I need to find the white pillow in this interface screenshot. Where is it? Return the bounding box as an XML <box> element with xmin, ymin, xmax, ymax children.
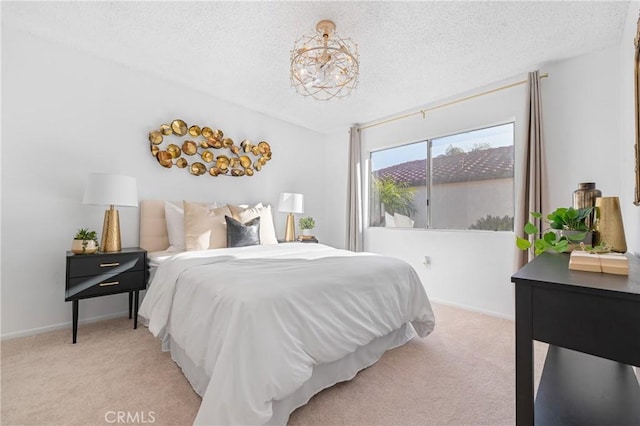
<box><xmin>184</xmin><ymin>202</ymin><xmax>231</xmax><ymax>250</ymax></box>
<box><xmin>227</xmin><ymin>203</ymin><xmax>278</xmax><ymax>245</ymax></box>
<box><xmin>393</xmin><ymin>212</ymin><xmax>415</xmax><ymax>228</ymax></box>
<box><xmin>164</xmin><ymin>202</ymin><xmax>185</xmax><ymax>250</ymax></box>
<box><xmin>384</xmin><ymin>212</ymin><xmax>396</xmax><ymax>227</ymax></box>
<box><xmin>165</xmin><ymin>201</ymin><xmax>216</xmax><ymax>250</ymax></box>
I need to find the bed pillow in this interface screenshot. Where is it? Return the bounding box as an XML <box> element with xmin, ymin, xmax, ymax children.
<box><xmin>164</xmin><ymin>201</ymin><xmax>186</xmax><ymax>250</ymax></box>
<box><xmin>165</xmin><ymin>200</ymin><xmax>217</xmax><ymax>250</ymax></box>
<box><xmin>184</xmin><ymin>202</ymin><xmax>231</xmax><ymax>250</ymax></box>
<box><xmin>225</xmin><ymin>215</ymin><xmax>261</xmax><ymax>248</ymax></box>
<box><xmin>227</xmin><ymin>204</ymin><xmax>278</xmax><ymax>245</ymax></box>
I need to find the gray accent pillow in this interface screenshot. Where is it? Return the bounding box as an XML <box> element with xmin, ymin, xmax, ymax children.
<box><xmin>225</xmin><ymin>215</ymin><xmax>261</xmax><ymax>248</ymax></box>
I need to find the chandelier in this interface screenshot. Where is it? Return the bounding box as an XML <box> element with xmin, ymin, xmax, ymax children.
<box><xmin>290</xmin><ymin>20</ymin><xmax>359</xmax><ymax>101</ymax></box>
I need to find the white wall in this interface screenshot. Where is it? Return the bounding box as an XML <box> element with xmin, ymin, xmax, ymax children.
<box><xmin>430</xmin><ymin>178</ymin><xmax>514</xmax><ymax>230</ymax></box>
<box><xmin>542</xmin><ymin>47</ymin><xmax>623</xmax><ymax>218</ymax></box>
<box><xmin>1</xmin><ymin>27</ymin><xmax>326</xmax><ymax>338</ymax></box>
<box><xmin>322</xmin><ymin>129</ymin><xmax>350</xmax><ymax>250</ymax></box>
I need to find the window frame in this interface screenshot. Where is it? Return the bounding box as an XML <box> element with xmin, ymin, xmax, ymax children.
<box><xmin>368</xmin><ymin>121</ymin><xmax>515</xmax><ymax>231</ymax></box>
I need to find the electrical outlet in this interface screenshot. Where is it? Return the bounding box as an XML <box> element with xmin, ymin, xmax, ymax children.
<box><xmin>423</xmin><ymin>256</ymin><xmax>431</xmax><ymax>269</ymax></box>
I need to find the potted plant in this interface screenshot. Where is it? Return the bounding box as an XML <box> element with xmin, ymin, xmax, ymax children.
<box><xmin>516</xmin><ymin>206</ymin><xmax>594</xmax><ymax>256</ymax></box>
<box><xmin>72</xmin><ymin>228</ymin><xmax>99</xmax><ymax>254</ymax></box>
<box><xmin>547</xmin><ymin>206</ymin><xmax>594</xmax><ymax>244</ymax></box>
<box><xmin>298</xmin><ymin>217</ymin><xmax>315</xmax><ymax>236</ymax></box>
<box><xmin>373</xmin><ymin>177</ymin><xmax>415</xmax><ymax>218</ymax></box>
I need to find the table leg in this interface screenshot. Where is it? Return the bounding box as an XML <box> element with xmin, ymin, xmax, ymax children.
<box><xmin>515</xmin><ymin>284</ymin><xmax>534</xmax><ymax>426</ymax></box>
<box><xmin>72</xmin><ymin>300</ymin><xmax>79</xmax><ymax>344</ymax></box>
<box><xmin>133</xmin><ymin>290</ymin><xmax>139</xmax><ymax>329</ymax></box>
<box><xmin>128</xmin><ymin>291</ymin><xmax>133</xmax><ymax>319</ymax></box>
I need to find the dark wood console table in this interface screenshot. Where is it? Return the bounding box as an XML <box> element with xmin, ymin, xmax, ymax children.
<box><xmin>511</xmin><ymin>252</ymin><xmax>640</xmax><ymax>425</ymax></box>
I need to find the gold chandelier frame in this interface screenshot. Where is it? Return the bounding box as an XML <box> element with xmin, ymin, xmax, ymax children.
<box><xmin>290</xmin><ymin>20</ymin><xmax>359</xmax><ymax>101</ymax></box>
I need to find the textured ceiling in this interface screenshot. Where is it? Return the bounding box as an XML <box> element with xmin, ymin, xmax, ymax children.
<box><xmin>3</xmin><ymin>1</ymin><xmax>629</xmax><ymax>133</ymax></box>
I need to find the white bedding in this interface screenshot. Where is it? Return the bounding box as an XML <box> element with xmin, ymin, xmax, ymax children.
<box><xmin>139</xmin><ymin>243</ymin><xmax>435</xmax><ymax>425</ymax></box>
<box><xmin>147</xmin><ymin>247</ymin><xmax>183</xmax><ymax>283</ymax></box>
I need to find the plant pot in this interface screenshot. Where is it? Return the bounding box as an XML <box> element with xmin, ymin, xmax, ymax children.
<box><xmin>71</xmin><ymin>239</ymin><xmax>98</xmax><ymax>254</ymax></box>
<box><xmin>302</xmin><ymin>229</ymin><xmax>311</xmax><ymax>236</ymax></box>
<box><xmin>560</xmin><ymin>230</ymin><xmax>593</xmax><ymax>251</ymax></box>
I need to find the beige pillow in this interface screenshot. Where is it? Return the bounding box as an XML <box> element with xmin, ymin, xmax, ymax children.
<box><xmin>165</xmin><ymin>200</ymin><xmax>217</xmax><ymax>250</ymax></box>
<box><xmin>228</xmin><ymin>204</ymin><xmax>278</xmax><ymax>245</ymax></box>
<box><xmin>184</xmin><ymin>202</ymin><xmax>232</xmax><ymax>250</ymax></box>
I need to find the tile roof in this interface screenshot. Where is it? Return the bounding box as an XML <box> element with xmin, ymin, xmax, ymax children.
<box><xmin>374</xmin><ymin>145</ymin><xmax>514</xmax><ymax>186</ymax></box>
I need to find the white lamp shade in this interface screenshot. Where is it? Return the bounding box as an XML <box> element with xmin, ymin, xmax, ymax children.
<box><xmin>278</xmin><ymin>192</ymin><xmax>304</xmax><ymax>214</ymax></box>
<box><xmin>83</xmin><ymin>173</ymin><xmax>138</xmax><ymax>207</ymax></box>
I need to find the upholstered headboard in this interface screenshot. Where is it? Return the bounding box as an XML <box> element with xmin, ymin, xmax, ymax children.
<box><xmin>139</xmin><ymin>200</ymin><xmax>170</xmax><ymax>253</ymax></box>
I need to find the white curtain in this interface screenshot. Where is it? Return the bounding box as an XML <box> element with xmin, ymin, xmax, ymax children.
<box><xmin>346</xmin><ymin>126</ymin><xmax>363</xmax><ymax>252</ymax></box>
<box><xmin>516</xmin><ymin>70</ymin><xmax>544</xmax><ymax>269</ymax></box>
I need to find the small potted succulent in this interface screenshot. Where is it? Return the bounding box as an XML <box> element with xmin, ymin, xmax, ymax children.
<box><xmin>72</xmin><ymin>228</ymin><xmax>99</xmax><ymax>254</ymax></box>
<box><xmin>516</xmin><ymin>207</ymin><xmax>594</xmax><ymax>256</ymax></box>
<box><xmin>298</xmin><ymin>216</ymin><xmax>315</xmax><ymax>236</ymax></box>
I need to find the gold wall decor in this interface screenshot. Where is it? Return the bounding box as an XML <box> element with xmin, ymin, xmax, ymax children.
<box><xmin>147</xmin><ymin>119</ymin><xmax>272</xmax><ymax>177</ymax></box>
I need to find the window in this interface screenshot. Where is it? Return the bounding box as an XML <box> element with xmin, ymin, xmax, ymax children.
<box><xmin>369</xmin><ymin>123</ymin><xmax>514</xmax><ymax>231</ymax></box>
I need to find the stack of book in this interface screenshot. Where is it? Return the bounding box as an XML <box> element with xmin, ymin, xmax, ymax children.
<box><xmin>297</xmin><ymin>235</ymin><xmax>318</xmax><ymax>243</ymax></box>
<box><xmin>568</xmin><ymin>251</ymin><xmax>629</xmax><ymax>275</ymax></box>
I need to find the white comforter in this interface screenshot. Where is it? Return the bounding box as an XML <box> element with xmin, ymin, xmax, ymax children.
<box><xmin>139</xmin><ymin>243</ymin><xmax>435</xmax><ymax>425</ymax></box>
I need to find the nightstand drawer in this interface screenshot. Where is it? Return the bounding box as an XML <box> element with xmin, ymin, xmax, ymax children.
<box><xmin>66</xmin><ymin>270</ymin><xmax>145</xmax><ymax>300</ymax></box>
<box><xmin>67</xmin><ymin>251</ymin><xmax>145</xmax><ymax>278</ymax></box>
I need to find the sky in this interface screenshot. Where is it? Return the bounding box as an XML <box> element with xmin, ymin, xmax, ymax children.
<box><xmin>371</xmin><ymin>122</ymin><xmax>514</xmax><ymax>171</ymax></box>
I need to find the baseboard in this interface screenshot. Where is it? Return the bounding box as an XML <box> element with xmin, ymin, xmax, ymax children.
<box><xmin>429</xmin><ymin>297</ymin><xmax>514</xmax><ymax>321</ymax></box>
<box><xmin>1</xmin><ymin>310</ymin><xmax>130</xmax><ymax>341</ymax></box>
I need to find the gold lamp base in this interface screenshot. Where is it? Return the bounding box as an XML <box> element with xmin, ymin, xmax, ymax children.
<box><xmin>284</xmin><ymin>213</ymin><xmax>296</xmax><ymax>242</ymax></box>
<box><xmin>100</xmin><ymin>205</ymin><xmax>122</xmax><ymax>252</ymax></box>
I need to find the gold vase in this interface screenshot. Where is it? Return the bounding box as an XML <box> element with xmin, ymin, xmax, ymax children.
<box><xmin>594</xmin><ymin>197</ymin><xmax>627</xmax><ymax>253</ymax></box>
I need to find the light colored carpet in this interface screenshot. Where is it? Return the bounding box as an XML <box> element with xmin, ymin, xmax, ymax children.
<box><xmin>1</xmin><ymin>303</ymin><xmax>546</xmax><ymax>425</ymax></box>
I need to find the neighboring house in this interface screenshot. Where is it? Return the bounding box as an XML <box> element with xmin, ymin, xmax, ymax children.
<box><xmin>373</xmin><ymin>145</ymin><xmax>514</xmax><ymax>229</ymax></box>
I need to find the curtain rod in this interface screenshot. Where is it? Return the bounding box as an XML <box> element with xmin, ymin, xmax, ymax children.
<box><xmin>359</xmin><ymin>73</ymin><xmax>549</xmax><ymax>132</ymax></box>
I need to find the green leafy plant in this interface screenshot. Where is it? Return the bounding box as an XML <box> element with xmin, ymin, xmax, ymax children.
<box><xmin>516</xmin><ymin>207</ymin><xmax>594</xmax><ymax>256</ymax></box>
<box><xmin>298</xmin><ymin>217</ymin><xmax>315</xmax><ymax>230</ymax></box>
<box><xmin>372</xmin><ymin>177</ymin><xmax>416</xmax><ymax>217</ymax></box>
<box><xmin>74</xmin><ymin>228</ymin><xmax>98</xmax><ymax>252</ymax></box>
<box><xmin>445</xmin><ymin>145</ymin><xmax>465</xmax><ymax>156</ymax></box>
<box><xmin>546</xmin><ymin>206</ymin><xmax>593</xmax><ymax>232</ymax></box>
<box><xmin>469</xmin><ymin>214</ymin><xmax>514</xmax><ymax>231</ymax></box>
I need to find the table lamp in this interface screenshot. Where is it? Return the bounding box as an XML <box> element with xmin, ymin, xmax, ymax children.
<box><xmin>277</xmin><ymin>192</ymin><xmax>304</xmax><ymax>242</ymax></box>
<box><xmin>83</xmin><ymin>173</ymin><xmax>138</xmax><ymax>252</ymax></box>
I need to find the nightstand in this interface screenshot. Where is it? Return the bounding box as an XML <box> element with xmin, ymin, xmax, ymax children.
<box><xmin>65</xmin><ymin>247</ymin><xmax>148</xmax><ymax>343</ymax></box>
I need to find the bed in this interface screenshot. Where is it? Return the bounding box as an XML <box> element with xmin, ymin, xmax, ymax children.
<box><xmin>138</xmin><ymin>200</ymin><xmax>435</xmax><ymax>425</ymax></box>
